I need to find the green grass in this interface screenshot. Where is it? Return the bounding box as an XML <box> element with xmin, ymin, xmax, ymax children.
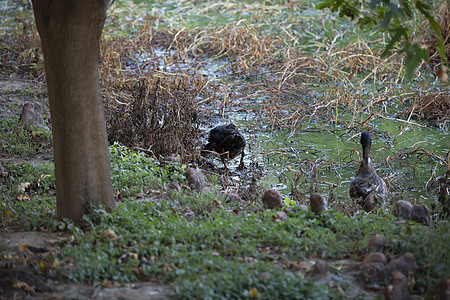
<box><xmin>110</xmin><ymin>142</ymin><xmax>186</xmax><ymax>197</ymax></box>
<box><xmin>0</xmin><ymin>116</ymin><xmax>52</xmax><ymax>156</ymax></box>
<box><xmin>2</xmin><ymin>143</ymin><xmax>449</xmax><ymax>298</ymax></box>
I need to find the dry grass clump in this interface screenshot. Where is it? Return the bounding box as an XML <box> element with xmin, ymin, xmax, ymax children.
<box><xmin>106</xmin><ymin>75</ymin><xmax>201</xmax><ymax>160</ymax></box>
<box><xmin>184</xmin><ymin>20</ymin><xmax>278</xmax><ymax>76</ymax></box>
<box><xmin>0</xmin><ymin>18</ymin><xmax>43</xmax><ymax>78</ymax></box>
<box><xmin>324</xmin><ymin>41</ymin><xmax>397</xmax><ymax>80</ymax></box>
<box><xmin>403</xmin><ymin>92</ymin><xmax>450</xmax><ymax>122</ymax></box>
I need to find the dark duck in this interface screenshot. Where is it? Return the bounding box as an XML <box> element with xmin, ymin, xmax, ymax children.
<box><xmin>202</xmin><ymin>123</ymin><xmax>246</xmax><ymax>169</ymax></box>
<box><xmin>349</xmin><ymin>132</ymin><xmax>388</xmax><ymax>211</ymax></box>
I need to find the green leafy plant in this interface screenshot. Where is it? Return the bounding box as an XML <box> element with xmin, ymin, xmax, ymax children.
<box><xmin>0</xmin><ymin>116</ymin><xmax>52</xmax><ymax>155</ymax></box>
<box><xmin>315</xmin><ymin>0</ymin><xmax>447</xmax><ymax>80</ymax></box>
<box><xmin>109</xmin><ymin>142</ymin><xmax>186</xmax><ymax>197</ymax></box>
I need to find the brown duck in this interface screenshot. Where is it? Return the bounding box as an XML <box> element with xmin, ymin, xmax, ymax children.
<box><xmin>349</xmin><ymin>132</ymin><xmax>388</xmax><ymax>211</ymax></box>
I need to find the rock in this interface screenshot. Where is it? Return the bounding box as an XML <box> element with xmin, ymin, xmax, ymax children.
<box><xmin>385</xmin><ymin>271</ymin><xmax>412</xmax><ymax>300</ymax></box>
<box><xmin>386</xmin><ymin>252</ymin><xmax>418</xmax><ymax>276</ymax></box>
<box><xmin>368</xmin><ymin>234</ymin><xmax>386</xmax><ymax>252</ymax></box>
<box><xmin>185</xmin><ymin>168</ymin><xmax>207</xmax><ymax>193</ymax></box>
<box><xmin>262</xmin><ymin>189</ymin><xmax>282</xmax><ymax>209</ymax></box>
<box><xmin>310</xmin><ymin>193</ymin><xmax>327</xmax><ymax>214</ymax></box>
<box><xmin>412</xmin><ymin>203</ymin><xmax>430</xmax><ymax>225</ymax></box>
<box><xmin>19</xmin><ymin>102</ymin><xmax>45</xmax><ymax>131</ymax></box>
<box><xmin>363</xmin><ymin>252</ymin><xmax>387</xmax><ymax>265</ymax></box>
<box><xmin>396</xmin><ymin>200</ymin><xmax>414</xmax><ymax>219</ymax></box>
<box><xmin>274</xmin><ymin>211</ymin><xmax>288</xmax><ymax>221</ymax></box>
<box><xmin>362</xmin><ymin>253</ymin><xmax>387</xmax><ymax>284</ymax></box>
<box><xmin>396</xmin><ymin>200</ymin><xmax>430</xmax><ymax>225</ymax></box>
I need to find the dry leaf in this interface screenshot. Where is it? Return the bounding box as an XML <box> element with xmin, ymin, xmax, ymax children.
<box><xmin>101</xmin><ymin>279</ymin><xmax>121</xmax><ymax>288</ymax></box>
<box><xmin>18</xmin><ymin>244</ymin><xmax>29</xmax><ymax>252</ymax></box>
<box><xmin>3</xmin><ymin>209</ymin><xmax>15</xmax><ymax>218</ymax></box>
<box><xmin>17</xmin><ymin>195</ymin><xmax>30</xmax><ymax>201</ymax></box>
<box><xmin>45</xmin><ymin>239</ymin><xmax>58</xmax><ymax>246</ymax></box>
<box><xmin>12</xmin><ymin>281</ymin><xmax>36</xmax><ymax>293</ymax></box>
<box><xmin>103</xmin><ymin>228</ymin><xmax>119</xmax><ymax>240</ymax></box>
<box><xmin>436</xmin><ymin>65</ymin><xmax>449</xmax><ymax>83</ymax></box>
<box><xmin>131</xmin><ymin>266</ymin><xmax>147</xmax><ymax>277</ymax></box>
<box><xmin>17</xmin><ymin>182</ymin><xmax>31</xmax><ymax>193</ymax></box>
<box><xmin>249</xmin><ymin>288</ymin><xmax>258</xmax><ymax>299</ymax></box>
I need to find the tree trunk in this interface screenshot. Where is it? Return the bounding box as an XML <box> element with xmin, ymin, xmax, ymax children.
<box><xmin>31</xmin><ymin>0</ymin><xmax>116</xmax><ymax>223</ymax></box>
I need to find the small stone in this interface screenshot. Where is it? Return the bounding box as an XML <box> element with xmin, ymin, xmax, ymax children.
<box><xmin>396</xmin><ymin>200</ymin><xmax>414</xmax><ymax>219</ymax></box>
<box><xmin>386</xmin><ymin>252</ymin><xmax>418</xmax><ymax>276</ymax></box>
<box><xmin>310</xmin><ymin>193</ymin><xmax>327</xmax><ymax>214</ymax></box>
<box><xmin>363</xmin><ymin>252</ymin><xmax>387</xmax><ymax>265</ymax></box>
<box><xmin>362</xmin><ymin>253</ymin><xmax>387</xmax><ymax>284</ymax></box>
<box><xmin>274</xmin><ymin>211</ymin><xmax>288</xmax><ymax>221</ymax></box>
<box><xmin>368</xmin><ymin>234</ymin><xmax>386</xmax><ymax>252</ymax></box>
<box><xmin>385</xmin><ymin>271</ymin><xmax>412</xmax><ymax>300</ymax></box>
<box><xmin>411</xmin><ymin>203</ymin><xmax>430</xmax><ymax>225</ymax></box>
<box><xmin>185</xmin><ymin>168</ymin><xmax>207</xmax><ymax>193</ymax></box>
<box><xmin>262</xmin><ymin>189</ymin><xmax>282</xmax><ymax>209</ymax></box>
<box><xmin>19</xmin><ymin>102</ymin><xmax>45</xmax><ymax>131</ymax></box>
<box><xmin>396</xmin><ymin>200</ymin><xmax>430</xmax><ymax>225</ymax></box>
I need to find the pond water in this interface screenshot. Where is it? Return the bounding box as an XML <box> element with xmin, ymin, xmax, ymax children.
<box><xmin>231</xmin><ymin>95</ymin><xmax>449</xmax><ymax>211</ymax></box>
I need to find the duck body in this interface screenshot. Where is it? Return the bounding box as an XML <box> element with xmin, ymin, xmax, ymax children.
<box><xmin>349</xmin><ymin>132</ymin><xmax>387</xmax><ymax>211</ymax></box>
<box><xmin>202</xmin><ymin>123</ymin><xmax>246</xmax><ymax>169</ymax></box>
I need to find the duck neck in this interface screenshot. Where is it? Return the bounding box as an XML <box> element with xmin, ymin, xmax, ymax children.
<box><xmin>362</xmin><ymin>144</ymin><xmax>370</xmax><ymax>165</ymax></box>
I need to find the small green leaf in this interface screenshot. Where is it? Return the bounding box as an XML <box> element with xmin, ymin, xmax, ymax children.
<box><xmin>381</xmin><ymin>26</ymin><xmax>407</xmax><ymax>58</ymax></box>
<box><xmin>315</xmin><ymin>1</ymin><xmax>332</xmax><ymax>10</ymax></box>
<box><xmin>404</xmin><ymin>43</ymin><xmax>429</xmax><ymax>81</ymax></box>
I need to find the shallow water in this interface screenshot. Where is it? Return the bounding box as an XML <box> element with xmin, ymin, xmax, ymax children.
<box><xmin>232</xmin><ymin>103</ymin><xmax>449</xmax><ymax>210</ymax></box>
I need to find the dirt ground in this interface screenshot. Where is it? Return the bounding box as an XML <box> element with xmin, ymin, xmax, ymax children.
<box><xmin>0</xmin><ymin>231</ymin><xmax>169</xmax><ymax>299</ymax></box>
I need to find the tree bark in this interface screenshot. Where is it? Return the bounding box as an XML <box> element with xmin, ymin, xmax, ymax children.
<box><xmin>32</xmin><ymin>0</ymin><xmax>116</xmax><ymax>223</ymax></box>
